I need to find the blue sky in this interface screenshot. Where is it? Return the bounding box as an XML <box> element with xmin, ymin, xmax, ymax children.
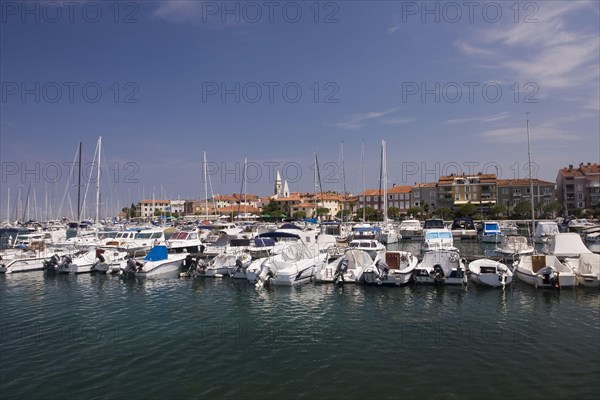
<box><xmin>1</xmin><ymin>1</ymin><xmax>599</xmax><ymax>220</ymax></box>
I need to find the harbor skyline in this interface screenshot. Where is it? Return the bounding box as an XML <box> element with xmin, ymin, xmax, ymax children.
<box><xmin>2</xmin><ymin>1</ymin><xmax>599</xmax><ymax>218</ymax></box>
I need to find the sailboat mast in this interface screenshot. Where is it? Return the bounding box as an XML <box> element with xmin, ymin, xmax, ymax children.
<box><xmin>526</xmin><ymin>115</ymin><xmax>536</xmax><ymax>235</ymax></box>
<box><xmin>361</xmin><ymin>140</ymin><xmax>365</xmax><ymax>221</ymax></box>
<box><xmin>7</xmin><ymin>187</ymin><xmax>9</xmax><ymax>223</ymax></box>
<box><xmin>95</xmin><ymin>136</ymin><xmax>102</xmax><ymax>223</ymax></box>
<box><xmin>382</xmin><ymin>139</ymin><xmax>388</xmax><ymax>224</ymax></box>
<box><xmin>77</xmin><ymin>141</ymin><xmax>82</xmax><ymax>223</ymax></box>
<box><xmin>204</xmin><ymin>150</ymin><xmax>208</xmax><ymax>221</ymax></box>
<box><xmin>243</xmin><ymin>157</ymin><xmax>247</xmax><ymax>216</ymax></box>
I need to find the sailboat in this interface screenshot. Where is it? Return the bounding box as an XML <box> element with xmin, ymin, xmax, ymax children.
<box><xmin>379</xmin><ymin>139</ymin><xmax>400</xmax><ymax>244</ymax></box>
<box><xmin>513</xmin><ymin>116</ymin><xmax>576</xmax><ymax>288</ymax></box>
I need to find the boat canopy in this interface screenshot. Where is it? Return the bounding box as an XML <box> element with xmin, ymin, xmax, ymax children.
<box><xmin>279</xmin><ymin>223</ymin><xmax>302</xmax><ymax>230</ymax></box>
<box><xmin>257</xmin><ymin>231</ymin><xmax>301</xmax><ymax>239</ymax></box>
<box><xmin>144</xmin><ymin>245</ymin><xmax>168</xmax><ymax>261</ymax></box>
<box><xmin>254</xmin><ymin>237</ymin><xmax>276</xmax><ymax>247</ymax></box>
<box><xmin>483</xmin><ymin>222</ymin><xmax>501</xmax><ymax>233</ymax></box>
<box><xmin>535</xmin><ymin>222</ymin><xmax>559</xmax><ymax>237</ymax></box>
<box><xmin>545</xmin><ymin>233</ymin><xmax>591</xmax><ymax>257</ymax></box>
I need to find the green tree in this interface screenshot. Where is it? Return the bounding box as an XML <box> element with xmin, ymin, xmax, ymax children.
<box><xmin>406</xmin><ymin>207</ymin><xmax>422</xmax><ymax>218</ymax></box>
<box><xmin>293</xmin><ymin>211</ymin><xmax>306</xmax><ymax>219</ymax></box>
<box><xmin>455</xmin><ymin>202</ymin><xmax>477</xmax><ymax>218</ymax></box>
<box><xmin>262</xmin><ymin>200</ymin><xmax>280</xmax><ymax>214</ymax></box>
<box><xmin>512</xmin><ymin>200</ymin><xmax>531</xmax><ymax>219</ymax></box>
<box><xmin>316</xmin><ymin>207</ymin><xmax>330</xmax><ymax>216</ymax></box>
<box><xmin>489</xmin><ymin>205</ymin><xmax>506</xmax><ymax>219</ymax></box>
<box><xmin>355</xmin><ymin>207</ymin><xmax>378</xmax><ymax>221</ymax></box>
<box><xmin>387</xmin><ymin>207</ymin><xmax>401</xmax><ymax>219</ymax></box>
<box><xmin>542</xmin><ymin>201</ymin><xmax>562</xmax><ymax>218</ymax></box>
<box><xmin>435</xmin><ymin>207</ymin><xmax>452</xmax><ymax>221</ymax></box>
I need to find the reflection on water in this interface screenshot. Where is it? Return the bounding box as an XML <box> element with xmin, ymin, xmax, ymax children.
<box><xmin>0</xmin><ymin>255</ymin><xmax>598</xmax><ymax>400</ymax></box>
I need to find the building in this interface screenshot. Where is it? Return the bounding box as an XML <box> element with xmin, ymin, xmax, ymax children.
<box><xmin>138</xmin><ymin>199</ymin><xmax>170</xmax><ymax>218</ymax></box>
<box><xmin>496</xmin><ymin>178</ymin><xmax>556</xmax><ymax>215</ymax></box>
<box><xmin>357</xmin><ymin>185</ymin><xmax>413</xmax><ymax>215</ymax></box>
<box><xmin>436</xmin><ymin>173</ymin><xmax>497</xmax><ymax>210</ymax></box>
<box><xmin>411</xmin><ymin>182</ymin><xmax>438</xmax><ymax>212</ymax></box>
<box><xmin>557</xmin><ymin>163</ymin><xmax>600</xmax><ymax>214</ymax></box>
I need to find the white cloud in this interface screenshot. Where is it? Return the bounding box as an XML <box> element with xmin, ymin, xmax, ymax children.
<box><xmin>446</xmin><ymin>112</ymin><xmax>510</xmax><ymax>125</ymax></box>
<box><xmin>332</xmin><ymin>107</ymin><xmax>404</xmax><ymax>130</ymax></box>
<box><xmin>457</xmin><ymin>1</ymin><xmax>600</xmax><ymax>91</ymax></box>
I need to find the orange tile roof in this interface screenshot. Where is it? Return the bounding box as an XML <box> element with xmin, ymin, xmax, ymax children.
<box><xmin>496</xmin><ymin>179</ymin><xmax>554</xmax><ymax>186</ymax></box>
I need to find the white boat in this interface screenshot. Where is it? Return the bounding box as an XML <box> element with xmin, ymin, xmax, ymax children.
<box><xmin>58</xmin><ymin>248</ymin><xmax>128</xmax><ymax>274</ymax></box>
<box><xmin>563</xmin><ymin>253</ymin><xmax>600</xmax><ymax>287</ymax></box>
<box><xmin>467</xmin><ymin>258</ymin><xmax>513</xmax><ymax>288</ymax></box>
<box><xmin>567</xmin><ymin>218</ymin><xmax>599</xmax><ymax>233</ymax></box>
<box><xmin>204</xmin><ymin>252</ymin><xmax>252</xmax><ymax>277</ymax></box>
<box><xmin>362</xmin><ymin>251</ymin><xmax>418</xmax><ymax>286</ymax></box>
<box><xmin>513</xmin><ymin>254</ymin><xmax>577</xmax><ymax>288</ymax></box>
<box><xmin>399</xmin><ymin>219</ymin><xmax>423</xmax><ymax>240</ymax></box>
<box><xmin>347</xmin><ymin>238</ymin><xmax>386</xmax><ymax>259</ymax></box>
<box><xmin>0</xmin><ymin>246</ymin><xmax>72</xmax><ymax>274</ymax></box>
<box><xmin>252</xmin><ymin>232</ymin><xmax>335</xmax><ymax>287</ymax></box>
<box><xmin>543</xmin><ymin>232</ymin><xmax>592</xmax><ymax>259</ymax></box>
<box><xmin>498</xmin><ymin>221</ymin><xmax>519</xmax><ymax>236</ymax></box>
<box><xmin>421</xmin><ymin>229</ymin><xmax>458</xmax><ymax>252</ymax></box>
<box><xmin>495</xmin><ymin>236</ymin><xmax>534</xmax><ymax>256</ymax></box>
<box><xmin>349</xmin><ymin>224</ymin><xmax>381</xmax><ymax>242</ymax></box>
<box><xmin>380</xmin><ymin>224</ymin><xmax>400</xmax><ymax>244</ymax></box>
<box><xmin>413</xmin><ymin>250</ymin><xmax>467</xmax><ymax>285</ymax></box>
<box><xmin>166</xmin><ymin>229</ymin><xmax>203</xmax><ymax>253</ymax></box>
<box><xmin>450</xmin><ymin>218</ymin><xmax>477</xmax><ymax>240</ymax></box>
<box><xmin>480</xmin><ymin>221</ymin><xmax>503</xmax><ymax>243</ymax></box>
<box><xmin>120</xmin><ymin>245</ymin><xmax>187</xmax><ymax>277</ymax></box>
<box><xmin>534</xmin><ymin>221</ymin><xmax>560</xmax><ymax>244</ymax></box>
<box><xmin>314</xmin><ymin>248</ymin><xmax>373</xmax><ymax>284</ymax></box>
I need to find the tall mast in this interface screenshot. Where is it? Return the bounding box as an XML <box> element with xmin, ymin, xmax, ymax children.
<box><xmin>382</xmin><ymin>139</ymin><xmax>388</xmax><ymax>224</ymax></box>
<box><xmin>77</xmin><ymin>141</ymin><xmax>82</xmax><ymax>223</ymax></box>
<box><xmin>95</xmin><ymin>136</ymin><xmax>102</xmax><ymax>223</ymax></box>
<box><xmin>361</xmin><ymin>140</ymin><xmax>365</xmax><ymax>221</ymax></box>
<box><xmin>526</xmin><ymin>114</ymin><xmax>536</xmax><ymax>236</ymax></box>
<box><xmin>7</xmin><ymin>187</ymin><xmax>10</xmax><ymax>223</ymax></box>
<box><xmin>339</xmin><ymin>142</ymin><xmax>345</xmax><ymax>222</ymax></box>
<box><xmin>243</xmin><ymin>157</ymin><xmax>247</xmax><ymax>216</ymax></box>
<box><xmin>204</xmin><ymin>150</ymin><xmax>208</xmax><ymax>221</ymax></box>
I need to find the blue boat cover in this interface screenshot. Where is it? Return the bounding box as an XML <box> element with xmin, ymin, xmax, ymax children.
<box><xmin>254</xmin><ymin>237</ymin><xmax>276</xmax><ymax>247</ymax></box>
<box><xmin>144</xmin><ymin>245</ymin><xmax>168</xmax><ymax>261</ymax></box>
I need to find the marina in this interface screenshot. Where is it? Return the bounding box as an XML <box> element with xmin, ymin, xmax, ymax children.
<box><xmin>1</xmin><ymin>233</ymin><xmax>598</xmax><ymax>400</ymax></box>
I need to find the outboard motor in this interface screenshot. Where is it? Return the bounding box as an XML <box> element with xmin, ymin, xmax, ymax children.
<box><xmin>255</xmin><ymin>259</ymin><xmax>275</xmax><ymax>289</ymax></box>
<box><xmin>182</xmin><ymin>255</ymin><xmax>197</xmax><ymax>274</ymax></box>
<box><xmin>431</xmin><ymin>264</ymin><xmax>445</xmax><ymax>284</ymax></box>
<box><xmin>234</xmin><ymin>258</ymin><xmax>245</xmax><ymax>274</ymax></box>
<box><xmin>497</xmin><ymin>264</ymin><xmax>509</xmax><ymax>288</ymax></box>
<box><xmin>43</xmin><ymin>254</ymin><xmax>61</xmax><ymax>272</ymax></box>
<box><xmin>538</xmin><ymin>265</ymin><xmax>560</xmax><ymax>288</ymax></box>
<box><xmin>92</xmin><ymin>253</ymin><xmax>106</xmax><ymax>272</ymax></box>
<box><xmin>58</xmin><ymin>255</ymin><xmax>73</xmax><ymax>273</ymax></box>
<box><xmin>196</xmin><ymin>259</ymin><xmax>207</xmax><ymax>275</ymax></box>
<box><xmin>122</xmin><ymin>257</ymin><xmax>143</xmax><ymax>277</ymax></box>
<box><xmin>374</xmin><ymin>259</ymin><xmax>389</xmax><ymax>285</ymax></box>
<box><xmin>333</xmin><ymin>257</ymin><xmax>349</xmax><ymax>284</ymax></box>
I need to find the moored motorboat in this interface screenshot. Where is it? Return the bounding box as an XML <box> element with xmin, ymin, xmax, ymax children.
<box><xmin>413</xmin><ymin>250</ymin><xmax>467</xmax><ymax>285</ymax></box>
<box><xmin>314</xmin><ymin>248</ymin><xmax>373</xmax><ymax>284</ymax></box>
<box><xmin>563</xmin><ymin>253</ymin><xmax>600</xmax><ymax>288</ymax></box>
<box><xmin>513</xmin><ymin>254</ymin><xmax>577</xmax><ymax>289</ymax></box>
<box><xmin>467</xmin><ymin>258</ymin><xmax>513</xmax><ymax>288</ymax></box>
<box><xmin>362</xmin><ymin>251</ymin><xmax>418</xmax><ymax>286</ymax></box>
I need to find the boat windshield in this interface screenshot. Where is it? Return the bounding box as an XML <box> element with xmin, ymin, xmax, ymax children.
<box><xmin>425</xmin><ymin>231</ymin><xmax>452</xmax><ymax>240</ymax></box>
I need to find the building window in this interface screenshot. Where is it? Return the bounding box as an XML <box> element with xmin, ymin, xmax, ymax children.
<box><xmin>414</xmin><ymin>192</ymin><xmax>420</xmax><ymax>198</ymax></box>
<box><xmin>502</xmin><ymin>188</ymin><xmax>508</xmax><ymax>194</ymax></box>
<box><xmin>577</xmin><ymin>202</ymin><xmax>584</xmax><ymax>208</ymax></box>
<box><xmin>430</xmin><ymin>192</ymin><xmax>436</xmax><ymax>198</ymax></box>
<box><xmin>578</xmin><ymin>193</ymin><xmax>583</xmax><ymax>200</ymax></box>
<box><xmin>577</xmin><ymin>184</ymin><xmax>583</xmax><ymax>192</ymax></box>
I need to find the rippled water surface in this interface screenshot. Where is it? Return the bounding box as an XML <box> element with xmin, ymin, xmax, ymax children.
<box><xmin>1</xmin><ymin>241</ymin><xmax>599</xmax><ymax>399</ymax></box>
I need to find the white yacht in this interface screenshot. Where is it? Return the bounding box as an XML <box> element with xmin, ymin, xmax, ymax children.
<box><xmin>421</xmin><ymin>229</ymin><xmax>457</xmax><ymax>252</ymax></box>
<box><xmin>413</xmin><ymin>250</ymin><xmax>467</xmax><ymax>285</ymax></box>
<box><xmin>166</xmin><ymin>229</ymin><xmax>203</xmax><ymax>253</ymax></box>
<box><xmin>467</xmin><ymin>259</ymin><xmax>513</xmax><ymax>288</ymax></box>
<box><xmin>450</xmin><ymin>218</ymin><xmax>477</xmax><ymax>240</ymax></box>
<box><xmin>347</xmin><ymin>238</ymin><xmax>386</xmax><ymax>259</ymax></box>
<box><xmin>0</xmin><ymin>243</ymin><xmax>72</xmax><ymax>274</ymax></box>
<box><xmin>513</xmin><ymin>254</ymin><xmax>577</xmax><ymax>288</ymax></box>
<box><xmin>362</xmin><ymin>251</ymin><xmax>418</xmax><ymax>286</ymax></box>
<box><xmin>398</xmin><ymin>219</ymin><xmax>423</xmax><ymax>240</ymax></box>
